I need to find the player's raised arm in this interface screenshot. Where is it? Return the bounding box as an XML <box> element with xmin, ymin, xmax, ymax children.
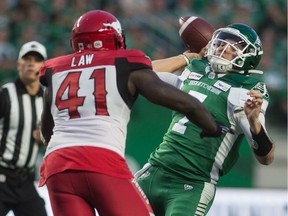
<box><xmin>128</xmin><ymin>68</ymin><xmax>226</xmax><ymax>137</ymax></box>
<box><xmin>244</xmin><ymin>90</ymin><xmax>275</xmax><ymax>165</ymax></box>
<box><xmin>152</xmin><ymin>15</ymin><xmax>214</xmax><ymax>73</ymax></box>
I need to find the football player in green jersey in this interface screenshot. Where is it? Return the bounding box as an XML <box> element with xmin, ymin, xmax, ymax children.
<box><xmin>136</xmin><ymin>23</ymin><xmax>275</xmax><ymax>216</ymax></box>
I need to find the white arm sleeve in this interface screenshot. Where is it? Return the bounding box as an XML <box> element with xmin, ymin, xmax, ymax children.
<box><xmin>228</xmin><ymin>87</ymin><xmax>268</xmax><ymax>148</ymax></box>
<box><xmin>156</xmin><ymin>72</ymin><xmax>181</xmax><ymax>89</ymax></box>
<box><xmin>235</xmin><ymin>111</ymin><xmax>266</xmax><ymax>148</ymax></box>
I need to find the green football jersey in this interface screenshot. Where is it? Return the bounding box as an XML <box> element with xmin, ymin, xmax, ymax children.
<box><xmin>149</xmin><ymin>58</ymin><xmax>269</xmax><ymax>184</ymax></box>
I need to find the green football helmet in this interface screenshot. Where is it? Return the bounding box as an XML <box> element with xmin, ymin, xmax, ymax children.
<box><xmin>206</xmin><ymin>23</ymin><xmax>263</xmax><ymax>74</ymax></box>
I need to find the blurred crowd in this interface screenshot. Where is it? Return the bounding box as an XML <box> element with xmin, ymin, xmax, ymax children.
<box><xmin>0</xmin><ymin>0</ymin><xmax>286</xmax><ymax>127</ymax></box>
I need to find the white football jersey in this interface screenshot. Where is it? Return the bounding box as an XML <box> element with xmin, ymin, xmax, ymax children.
<box><xmin>40</xmin><ymin>49</ymin><xmax>152</xmax><ymax>158</ymax></box>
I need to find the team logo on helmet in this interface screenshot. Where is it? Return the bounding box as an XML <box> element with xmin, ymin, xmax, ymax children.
<box><xmin>255</xmin><ymin>36</ymin><xmax>263</xmax><ymax>55</ymax></box>
<box><xmin>255</xmin><ymin>36</ymin><xmax>261</xmax><ymax>46</ymax></box>
<box><xmin>103</xmin><ymin>20</ymin><xmax>122</xmax><ymax>35</ymax></box>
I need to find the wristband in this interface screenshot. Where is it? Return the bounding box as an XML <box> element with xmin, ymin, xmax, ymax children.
<box><xmin>179</xmin><ymin>54</ymin><xmax>190</xmax><ymax>65</ymax></box>
<box><xmin>251</xmin><ymin>125</ymin><xmax>273</xmax><ymax>156</ymax></box>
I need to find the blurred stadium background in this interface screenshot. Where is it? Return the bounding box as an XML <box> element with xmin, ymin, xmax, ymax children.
<box><xmin>1</xmin><ymin>0</ymin><xmax>286</xmax><ymax>215</ymax></box>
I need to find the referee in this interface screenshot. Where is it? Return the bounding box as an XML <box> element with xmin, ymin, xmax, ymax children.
<box><xmin>0</xmin><ymin>41</ymin><xmax>47</xmax><ymax>216</ymax></box>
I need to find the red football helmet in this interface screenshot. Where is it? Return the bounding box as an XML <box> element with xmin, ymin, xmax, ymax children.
<box><xmin>71</xmin><ymin>10</ymin><xmax>126</xmax><ymax>52</ymax></box>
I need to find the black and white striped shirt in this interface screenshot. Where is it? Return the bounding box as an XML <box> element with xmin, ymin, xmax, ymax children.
<box><xmin>0</xmin><ymin>79</ymin><xmax>43</xmax><ymax>170</ymax></box>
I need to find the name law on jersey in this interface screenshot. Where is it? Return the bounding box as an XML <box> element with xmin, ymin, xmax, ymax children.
<box><xmin>71</xmin><ymin>54</ymin><xmax>94</xmax><ymax>67</ymax></box>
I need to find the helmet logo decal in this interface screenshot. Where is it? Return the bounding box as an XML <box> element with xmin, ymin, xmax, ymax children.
<box><xmin>78</xmin><ymin>42</ymin><xmax>84</xmax><ymax>50</ymax></box>
<box><xmin>255</xmin><ymin>36</ymin><xmax>261</xmax><ymax>47</ymax></box>
<box><xmin>255</xmin><ymin>36</ymin><xmax>263</xmax><ymax>55</ymax></box>
<box><xmin>94</xmin><ymin>41</ymin><xmax>103</xmax><ymax>49</ymax></box>
<box><xmin>104</xmin><ymin>20</ymin><xmax>122</xmax><ymax>35</ymax></box>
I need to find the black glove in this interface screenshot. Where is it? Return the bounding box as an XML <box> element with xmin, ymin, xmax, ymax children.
<box><xmin>200</xmin><ymin>123</ymin><xmax>234</xmax><ymax>138</ymax></box>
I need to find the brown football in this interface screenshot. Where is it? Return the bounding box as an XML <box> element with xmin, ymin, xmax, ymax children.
<box><xmin>179</xmin><ymin>16</ymin><xmax>215</xmax><ymax>53</ymax></box>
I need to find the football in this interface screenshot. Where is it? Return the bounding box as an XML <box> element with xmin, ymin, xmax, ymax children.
<box><xmin>179</xmin><ymin>16</ymin><xmax>215</xmax><ymax>53</ymax></box>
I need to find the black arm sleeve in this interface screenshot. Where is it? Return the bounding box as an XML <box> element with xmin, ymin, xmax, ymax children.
<box><xmin>251</xmin><ymin>125</ymin><xmax>273</xmax><ymax>156</ymax></box>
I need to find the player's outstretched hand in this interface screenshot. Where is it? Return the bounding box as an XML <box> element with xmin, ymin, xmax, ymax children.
<box><xmin>200</xmin><ymin>123</ymin><xmax>234</xmax><ymax>138</ymax></box>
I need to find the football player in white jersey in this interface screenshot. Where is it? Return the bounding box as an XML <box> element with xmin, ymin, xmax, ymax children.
<box><xmin>38</xmin><ymin>10</ymin><xmax>228</xmax><ymax>216</ymax></box>
<box><xmin>137</xmin><ymin>23</ymin><xmax>275</xmax><ymax>216</ymax></box>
